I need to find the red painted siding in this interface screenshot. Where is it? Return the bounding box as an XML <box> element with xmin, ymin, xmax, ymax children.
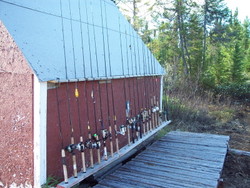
<box><xmin>47</xmin><ymin>76</ymin><xmax>161</xmax><ymax>179</ymax></box>
<box><xmin>0</xmin><ymin>21</ymin><xmax>34</xmax><ymax>187</ymax></box>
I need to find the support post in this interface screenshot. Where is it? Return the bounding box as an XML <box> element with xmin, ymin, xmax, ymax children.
<box><xmin>33</xmin><ymin>75</ymin><xmax>47</xmax><ymax>187</ymax></box>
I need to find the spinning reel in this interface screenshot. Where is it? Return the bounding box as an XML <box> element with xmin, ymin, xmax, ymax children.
<box><xmin>116</xmin><ymin>125</ymin><xmax>127</xmax><ymax>135</ymax></box>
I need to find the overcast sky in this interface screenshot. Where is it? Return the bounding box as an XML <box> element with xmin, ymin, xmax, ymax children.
<box><xmin>226</xmin><ymin>0</ymin><xmax>249</xmax><ymax>21</ymax></box>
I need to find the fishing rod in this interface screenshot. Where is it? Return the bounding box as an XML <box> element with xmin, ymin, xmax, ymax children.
<box><xmin>99</xmin><ymin>0</ymin><xmax>111</xmax><ymax>160</ymax></box>
<box><xmin>128</xmin><ymin>27</ymin><xmax>136</xmax><ymax>143</ymax></box>
<box><xmin>149</xmin><ymin>49</ymin><xmax>155</xmax><ymax>129</ymax></box>
<box><xmin>115</xmin><ymin>15</ymin><xmax>128</xmax><ymax>152</ymax></box>
<box><xmin>74</xmin><ymin>82</ymin><xmax>87</xmax><ymax>173</ymax></box>
<box><xmin>64</xmin><ymin>0</ymin><xmax>84</xmax><ymax>178</ymax></box>
<box><xmin>83</xmin><ymin>0</ymin><xmax>100</xmax><ymax>167</ymax></box>
<box><xmin>133</xmin><ymin>29</ymin><xmax>143</xmax><ymax>139</ymax></box>
<box><xmin>103</xmin><ymin>0</ymin><xmax>118</xmax><ymax>157</ymax></box>
<box><xmin>58</xmin><ymin>0</ymin><xmax>69</xmax><ymax>182</ymax></box>
<box><xmin>89</xmin><ymin>0</ymin><xmax>101</xmax><ymax>164</ymax></box>
<box><xmin>55</xmin><ymin>80</ymin><xmax>68</xmax><ymax>183</ymax></box>
<box><xmin>130</xmin><ymin>27</ymin><xmax>141</xmax><ymax>140</ymax></box>
<box><xmin>124</xmin><ymin>25</ymin><xmax>132</xmax><ymax>146</ymax></box>
<box><xmin>149</xmin><ymin>49</ymin><xmax>156</xmax><ymax>129</ymax></box>
<box><xmin>140</xmin><ymin>40</ymin><xmax>147</xmax><ymax>135</ymax></box>
<box><xmin>59</xmin><ymin>0</ymin><xmax>78</xmax><ymax>179</ymax></box>
<box><xmin>152</xmin><ymin>51</ymin><xmax>160</xmax><ymax>127</ymax></box>
<box><xmin>74</xmin><ymin>0</ymin><xmax>88</xmax><ymax>173</ymax></box>
<box><xmin>145</xmin><ymin>48</ymin><xmax>152</xmax><ymax>132</ymax></box>
<box><xmin>65</xmin><ymin>82</ymin><xmax>78</xmax><ymax>178</ymax></box>
<box><xmin>153</xmin><ymin>58</ymin><xmax>160</xmax><ymax>127</ymax></box>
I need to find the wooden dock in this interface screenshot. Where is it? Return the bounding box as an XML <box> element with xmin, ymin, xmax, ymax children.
<box><xmin>94</xmin><ymin>131</ymin><xmax>229</xmax><ymax>188</ymax></box>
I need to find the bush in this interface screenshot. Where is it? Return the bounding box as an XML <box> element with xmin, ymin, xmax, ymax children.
<box><xmin>214</xmin><ymin>83</ymin><xmax>250</xmax><ymax>101</ymax></box>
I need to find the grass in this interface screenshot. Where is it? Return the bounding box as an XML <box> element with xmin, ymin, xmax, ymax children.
<box><xmin>42</xmin><ymin>176</ymin><xmax>81</xmax><ymax>188</ymax></box>
<box><xmin>208</xmin><ymin>107</ymin><xmax>235</xmax><ymax>123</ymax></box>
<box><xmin>42</xmin><ymin>176</ymin><xmax>60</xmax><ymax>188</ymax></box>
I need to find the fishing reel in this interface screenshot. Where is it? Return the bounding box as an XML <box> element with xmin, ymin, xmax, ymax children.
<box><xmin>116</xmin><ymin>125</ymin><xmax>127</xmax><ymax>135</ymax></box>
<box><xmin>141</xmin><ymin>110</ymin><xmax>147</xmax><ymax>122</ymax></box>
<box><xmin>85</xmin><ymin>139</ymin><xmax>101</xmax><ymax>149</ymax></box>
<box><xmin>147</xmin><ymin>109</ymin><xmax>151</xmax><ymax>120</ymax></box>
<box><xmin>159</xmin><ymin>110</ymin><xmax>163</xmax><ymax>118</ymax></box>
<box><xmin>127</xmin><ymin>117</ymin><xmax>134</xmax><ymax>125</ymax></box>
<box><xmin>129</xmin><ymin>117</ymin><xmax>137</xmax><ymax>130</ymax></box>
<box><xmin>152</xmin><ymin>106</ymin><xmax>160</xmax><ymax>113</ymax></box>
<box><xmin>85</xmin><ymin>134</ymin><xmax>101</xmax><ymax>149</ymax></box>
<box><xmin>75</xmin><ymin>142</ymin><xmax>85</xmax><ymax>152</ymax></box>
<box><xmin>137</xmin><ymin>113</ymin><xmax>142</xmax><ymax>121</ymax></box>
<box><xmin>101</xmin><ymin>129</ymin><xmax>110</xmax><ymax>140</ymax></box>
<box><xmin>65</xmin><ymin>144</ymin><xmax>77</xmax><ymax>153</ymax></box>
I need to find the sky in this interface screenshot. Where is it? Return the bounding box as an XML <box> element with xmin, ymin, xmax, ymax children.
<box><xmin>118</xmin><ymin>0</ymin><xmax>250</xmax><ymax>24</ymax></box>
<box><xmin>226</xmin><ymin>0</ymin><xmax>250</xmax><ymax>21</ymax></box>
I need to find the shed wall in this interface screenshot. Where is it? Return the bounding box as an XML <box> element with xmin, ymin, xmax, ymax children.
<box><xmin>0</xmin><ymin>21</ymin><xmax>33</xmax><ymax>187</ymax></box>
<box><xmin>47</xmin><ymin>76</ymin><xmax>161</xmax><ymax>179</ymax></box>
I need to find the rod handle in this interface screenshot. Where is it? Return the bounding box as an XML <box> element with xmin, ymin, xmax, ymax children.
<box><xmin>61</xmin><ymin>149</ymin><xmax>68</xmax><ymax>183</ymax></box>
<box><xmin>109</xmin><ymin>126</ymin><xmax>114</xmax><ymax>157</ymax></box>
<box><xmin>80</xmin><ymin>136</ymin><xmax>86</xmax><ymax>173</ymax></box>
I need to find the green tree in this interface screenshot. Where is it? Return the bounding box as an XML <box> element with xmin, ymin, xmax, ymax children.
<box><xmin>232</xmin><ymin>42</ymin><xmax>244</xmax><ymax>82</ymax></box>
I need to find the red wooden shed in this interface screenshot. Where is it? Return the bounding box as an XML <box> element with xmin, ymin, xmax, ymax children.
<box><xmin>0</xmin><ymin>0</ymin><xmax>170</xmax><ymax>187</ymax></box>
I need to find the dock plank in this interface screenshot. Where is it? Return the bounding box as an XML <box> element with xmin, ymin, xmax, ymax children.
<box><xmin>94</xmin><ymin>131</ymin><xmax>229</xmax><ymax>188</ymax></box>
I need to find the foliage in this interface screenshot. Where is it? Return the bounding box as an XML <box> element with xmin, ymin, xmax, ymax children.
<box><xmin>42</xmin><ymin>176</ymin><xmax>60</xmax><ymax>188</ymax></box>
<box><xmin>208</xmin><ymin>108</ymin><xmax>235</xmax><ymax>123</ymax></box>
<box><xmin>214</xmin><ymin>83</ymin><xmax>250</xmax><ymax>100</ymax></box>
<box><xmin>118</xmin><ymin>0</ymin><xmax>250</xmax><ymax>101</ymax></box>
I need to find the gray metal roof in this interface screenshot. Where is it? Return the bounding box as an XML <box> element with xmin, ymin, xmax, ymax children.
<box><xmin>0</xmin><ymin>0</ymin><xmax>165</xmax><ymax>82</ymax></box>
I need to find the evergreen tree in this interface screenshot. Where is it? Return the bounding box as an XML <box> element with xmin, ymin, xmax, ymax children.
<box><xmin>232</xmin><ymin>42</ymin><xmax>244</xmax><ymax>82</ymax></box>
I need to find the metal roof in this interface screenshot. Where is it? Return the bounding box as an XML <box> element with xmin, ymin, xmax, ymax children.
<box><xmin>0</xmin><ymin>0</ymin><xmax>165</xmax><ymax>82</ymax></box>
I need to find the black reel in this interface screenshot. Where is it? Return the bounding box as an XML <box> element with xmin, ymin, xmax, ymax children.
<box><xmin>65</xmin><ymin>144</ymin><xmax>76</xmax><ymax>153</ymax></box>
<box><xmin>130</xmin><ymin>117</ymin><xmax>137</xmax><ymax>130</ymax></box>
<box><xmin>85</xmin><ymin>138</ymin><xmax>101</xmax><ymax>149</ymax></box>
<box><xmin>135</xmin><ymin>123</ymin><xmax>140</xmax><ymax>132</ymax></box>
<box><xmin>92</xmin><ymin>134</ymin><xmax>101</xmax><ymax>149</ymax></box>
<box><xmin>76</xmin><ymin>142</ymin><xmax>85</xmax><ymax>152</ymax></box>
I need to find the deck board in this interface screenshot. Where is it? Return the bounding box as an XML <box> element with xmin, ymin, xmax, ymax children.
<box><xmin>94</xmin><ymin>131</ymin><xmax>229</xmax><ymax>188</ymax></box>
